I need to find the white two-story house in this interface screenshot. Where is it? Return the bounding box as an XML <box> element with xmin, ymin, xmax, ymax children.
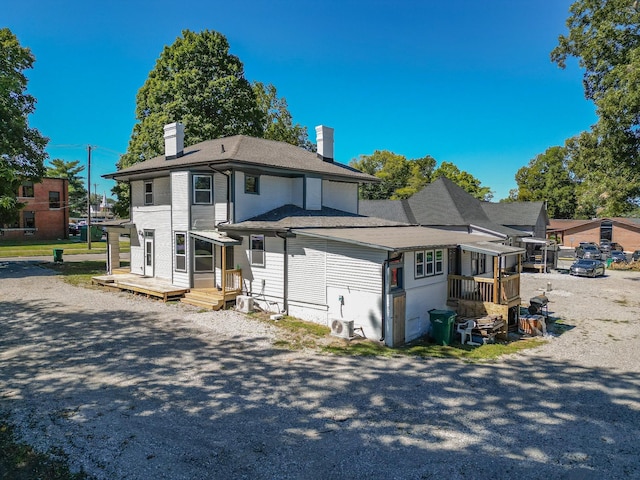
<box><xmin>104</xmin><ymin>123</ymin><xmax>523</xmax><ymax>347</ymax></box>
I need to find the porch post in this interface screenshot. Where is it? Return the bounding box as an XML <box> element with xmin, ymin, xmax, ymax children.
<box><xmin>221</xmin><ymin>244</ymin><xmax>227</xmax><ymax>295</ymax></box>
<box><xmin>493</xmin><ymin>256</ymin><xmax>499</xmax><ymax>304</ymax></box>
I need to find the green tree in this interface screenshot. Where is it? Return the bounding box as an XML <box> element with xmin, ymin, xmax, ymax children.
<box><xmin>511</xmin><ymin>146</ymin><xmax>577</xmax><ymax>218</ymax></box>
<box><xmin>350</xmin><ymin>150</ymin><xmax>412</xmax><ymax>200</ymax></box>
<box><xmin>253</xmin><ymin>82</ymin><xmax>313</xmax><ymax>150</ymax></box>
<box><xmin>46</xmin><ymin>158</ymin><xmax>87</xmax><ymax>217</ymax></box>
<box><xmin>551</xmin><ymin>0</ymin><xmax>640</xmax><ymax>216</ymax></box>
<box><xmin>0</xmin><ymin>28</ymin><xmax>48</xmax><ymax>225</ymax></box>
<box><xmin>394</xmin><ymin>156</ymin><xmax>436</xmax><ymax>199</ymax></box>
<box><xmin>433</xmin><ymin>162</ymin><xmax>493</xmax><ymax>201</ymax></box>
<box><xmin>114</xmin><ymin>29</ymin><xmax>266</xmax><ymax>216</ymax></box>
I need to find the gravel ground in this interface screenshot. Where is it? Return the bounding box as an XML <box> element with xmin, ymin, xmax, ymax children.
<box><xmin>1</xmin><ymin>260</ymin><xmax>639</xmax><ymax>480</ymax></box>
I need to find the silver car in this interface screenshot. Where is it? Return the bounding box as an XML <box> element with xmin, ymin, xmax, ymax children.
<box><xmin>569</xmin><ymin>259</ymin><xmax>605</xmax><ymax>277</ymax></box>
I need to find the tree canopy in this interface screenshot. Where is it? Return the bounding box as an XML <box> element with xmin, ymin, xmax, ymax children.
<box><xmin>509</xmin><ymin>146</ymin><xmax>577</xmax><ymax>218</ymax></box>
<box><xmin>114</xmin><ymin>29</ymin><xmax>308</xmax><ymax>216</ymax></box>
<box><xmin>0</xmin><ymin>28</ymin><xmax>48</xmax><ymax>225</ymax></box>
<box><xmin>46</xmin><ymin>158</ymin><xmax>87</xmax><ymax>217</ymax></box>
<box><xmin>550</xmin><ymin>0</ymin><xmax>640</xmax><ymax>216</ymax></box>
<box><xmin>349</xmin><ymin>151</ymin><xmax>491</xmax><ymax>201</ymax></box>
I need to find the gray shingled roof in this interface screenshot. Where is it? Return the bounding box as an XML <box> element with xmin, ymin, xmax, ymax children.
<box><xmin>293</xmin><ymin>226</ymin><xmax>494</xmax><ymax>252</ymax></box>
<box><xmin>358</xmin><ymin>199</ymin><xmax>414</xmax><ymax>223</ymax></box>
<box><xmin>482</xmin><ymin>201</ymin><xmax>547</xmax><ymax>227</ymax></box>
<box><xmin>104</xmin><ymin>135</ymin><xmax>377</xmax><ymax>183</ymax></box>
<box><xmin>219</xmin><ymin>204</ymin><xmax>407</xmax><ymax>232</ymax></box>
<box><xmin>359</xmin><ymin>177</ymin><xmax>525</xmax><ymax>237</ymax></box>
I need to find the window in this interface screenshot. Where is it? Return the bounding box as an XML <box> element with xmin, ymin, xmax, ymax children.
<box><xmin>389</xmin><ymin>256</ymin><xmax>404</xmax><ymax>290</ymax></box>
<box><xmin>22</xmin><ymin>182</ymin><xmax>34</xmax><ymax>197</ymax></box>
<box><xmin>415</xmin><ymin>249</ymin><xmax>444</xmax><ymax>278</ymax></box>
<box><xmin>49</xmin><ymin>191</ymin><xmax>61</xmax><ymax>209</ymax></box>
<box><xmin>193</xmin><ymin>175</ymin><xmax>212</xmax><ymax>204</ymax></box>
<box><xmin>144</xmin><ymin>181</ymin><xmax>153</xmax><ymax>205</ymax></box>
<box><xmin>245</xmin><ymin>174</ymin><xmax>259</xmax><ymax>194</ymax></box>
<box><xmin>23</xmin><ymin>211</ymin><xmax>35</xmax><ymax>234</ymax></box>
<box><xmin>471</xmin><ymin>251</ymin><xmax>487</xmax><ymax>276</ymax></box>
<box><xmin>194</xmin><ymin>238</ymin><xmax>213</xmax><ymax>272</ymax></box>
<box><xmin>435</xmin><ymin>249</ymin><xmax>444</xmax><ymax>274</ymax></box>
<box><xmin>175</xmin><ymin>233</ymin><xmax>186</xmax><ymax>271</ymax></box>
<box><xmin>250</xmin><ymin>234</ymin><xmax>265</xmax><ymax>266</ymax></box>
<box><xmin>415</xmin><ymin>251</ymin><xmax>424</xmax><ymax>277</ymax></box>
<box><xmin>425</xmin><ymin>250</ymin><xmax>434</xmax><ymax>275</ymax></box>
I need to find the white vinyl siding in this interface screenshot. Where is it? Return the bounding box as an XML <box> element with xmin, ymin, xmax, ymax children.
<box><xmin>154</xmin><ymin>176</ymin><xmax>171</xmax><ymax>205</ymax></box>
<box><xmin>288</xmin><ymin>237</ymin><xmax>327</xmax><ymax>306</ymax></box>
<box><xmin>305</xmin><ymin>177</ymin><xmax>322</xmax><ymax>210</ymax></box>
<box><xmin>129</xmin><ymin>206</ymin><xmax>172</xmax><ymax>280</ymax></box>
<box><xmin>214</xmin><ymin>173</ymin><xmax>228</xmax><ymax>224</ymax></box>
<box><xmin>234</xmin><ymin>173</ymin><xmax>296</xmax><ymax>222</ymax></box>
<box><xmin>171</xmin><ymin>172</ymin><xmax>190</xmax><ymax>287</ymax></box>
<box><xmin>322</xmin><ymin>180</ymin><xmax>358</xmax><ymax>213</ymax></box>
<box><xmin>326</xmin><ymin>240</ymin><xmax>385</xmax><ymax>293</ymax></box>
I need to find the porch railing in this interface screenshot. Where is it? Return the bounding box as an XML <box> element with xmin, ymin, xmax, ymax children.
<box><xmin>224</xmin><ymin>269</ymin><xmax>243</xmax><ymax>294</ymax></box>
<box><xmin>448</xmin><ymin>273</ymin><xmax>520</xmax><ymax>305</ymax></box>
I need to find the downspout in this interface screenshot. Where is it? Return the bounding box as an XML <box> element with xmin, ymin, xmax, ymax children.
<box><xmin>275</xmin><ymin>231</ymin><xmax>289</xmax><ymax>315</ymax></box>
<box><xmin>380</xmin><ymin>258</ymin><xmax>389</xmax><ymax>342</ymax></box>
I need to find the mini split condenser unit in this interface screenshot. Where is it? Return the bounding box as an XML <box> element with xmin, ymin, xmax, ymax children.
<box><xmin>330</xmin><ymin>319</ymin><xmax>354</xmax><ymax>339</ymax></box>
<box><xmin>236</xmin><ymin>295</ymin><xmax>254</xmax><ymax>313</ymax></box>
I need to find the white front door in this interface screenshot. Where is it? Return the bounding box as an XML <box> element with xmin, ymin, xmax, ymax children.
<box><xmin>144</xmin><ymin>230</ymin><xmax>154</xmax><ymax>277</ymax></box>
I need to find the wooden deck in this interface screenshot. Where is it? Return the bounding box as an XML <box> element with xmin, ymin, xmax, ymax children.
<box><xmin>92</xmin><ymin>273</ymin><xmax>188</xmax><ymax>302</ymax></box>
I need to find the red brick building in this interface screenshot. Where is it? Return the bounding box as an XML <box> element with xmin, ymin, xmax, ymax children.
<box><xmin>1</xmin><ymin>177</ymin><xmax>69</xmax><ymax>241</ymax></box>
<box><xmin>548</xmin><ymin>218</ymin><xmax>640</xmax><ymax>252</ymax></box>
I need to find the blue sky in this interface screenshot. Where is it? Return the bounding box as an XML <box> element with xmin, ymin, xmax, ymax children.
<box><xmin>5</xmin><ymin>0</ymin><xmax>595</xmax><ymax>201</ymax></box>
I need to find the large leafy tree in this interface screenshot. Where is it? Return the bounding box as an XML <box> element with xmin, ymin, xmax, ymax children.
<box><xmin>511</xmin><ymin>146</ymin><xmax>577</xmax><ymax>218</ymax></box>
<box><xmin>433</xmin><ymin>162</ymin><xmax>493</xmax><ymax>201</ymax></box>
<box><xmin>0</xmin><ymin>28</ymin><xmax>48</xmax><ymax>225</ymax></box>
<box><xmin>114</xmin><ymin>29</ymin><xmax>266</xmax><ymax>216</ymax></box>
<box><xmin>46</xmin><ymin>158</ymin><xmax>87</xmax><ymax>217</ymax></box>
<box><xmin>253</xmin><ymin>82</ymin><xmax>313</xmax><ymax>150</ymax></box>
<box><xmin>551</xmin><ymin>0</ymin><xmax>640</xmax><ymax>216</ymax></box>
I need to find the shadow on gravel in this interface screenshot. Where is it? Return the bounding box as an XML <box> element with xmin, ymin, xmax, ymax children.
<box><xmin>0</xmin><ymin>261</ymin><xmax>54</xmax><ymax>279</ymax></box>
<box><xmin>1</xmin><ymin>295</ymin><xmax>639</xmax><ymax>480</ymax></box>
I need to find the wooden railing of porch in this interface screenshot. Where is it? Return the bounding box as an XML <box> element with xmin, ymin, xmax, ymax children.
<box><xmin>222</xmin><ymin>269</ymin><xmax>243</xmax><ymax>297</ymax></box>
<box><xmin>447</xmin><ymin>273</ymin><xmax>520</xmax><ymax>305</ymax></box>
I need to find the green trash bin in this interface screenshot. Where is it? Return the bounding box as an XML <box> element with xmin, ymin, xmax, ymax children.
<box><xmin>79</xmin><ymin>225</ymin><xmax>87</xmax><ymax>241</ymax></box>
<box><xmin>90</xmin><ymin>225</ymin><xmax>103</xmax><ymax>241</ymax></box>
<box><xmin>429</xmin><ymin>309</ymin><xmax>457</xmax><ymax>345</ymax></box>
<box><xmin>53</xmin><ymin>248</ymin><xmax>64</xmax><ymax>263</ymax></box>
<box><xmin>606</xmin><ymin>258</ymin><xmax>613</xmax><ymax>268</ymax></box>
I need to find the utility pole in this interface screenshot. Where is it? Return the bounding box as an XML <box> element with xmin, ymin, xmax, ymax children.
<box><xmin>87</xmin><ymin>145</ymin><xmax>92</xmax><ymax>250</ymax></box>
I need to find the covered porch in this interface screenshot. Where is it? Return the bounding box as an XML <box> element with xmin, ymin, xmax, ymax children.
<box><xmin>447</xmin><ymin>241</ymin><xmax>525</xmax><ymax>337</ymax></box>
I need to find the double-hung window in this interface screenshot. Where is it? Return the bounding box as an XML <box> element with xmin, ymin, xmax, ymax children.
<box><xmin>49</xmin><ymin>191</ymin><xmax>61</xmax><ymax>209</ymax></box>
<box><xmin>250</xmin><ymin>234</ymin><xmax>265</xmax><ymax>266</ymax></box>
<box><xmin>22</xmin><ymin>182</ymin><xmax>34</xmax><ymax>198</ymax></box>
<box><xmin>471</xmin><ymin>252</ymin><xmax>487</xmax><ymax>276</ymax></box>
<box><xmin>193</xmin><ymin>175</ymin><xmax>212</xmax><ymax>204</ymax></box>
<box><xmin>175</xmin><ymin>233</ymin><xmax>186</xmax><ymax>271</ymax></box>
<box><xmin>144</xmin><ymin>181</ymin><xmax>153</xmax><ymax>205</ymax></box>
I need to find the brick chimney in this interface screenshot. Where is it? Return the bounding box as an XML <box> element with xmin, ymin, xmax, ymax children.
<box><xmin>164</xmin><ymin>122</ymin><xmax>184</xmax><ymax>160</ymax></box>
<box><xmin>315</xmin><ymin>125</ymin><xmax>334</xmax><ymax>162</ymax></box>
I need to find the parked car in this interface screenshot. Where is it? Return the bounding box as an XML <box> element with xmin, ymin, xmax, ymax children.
<box><xmin>632</xmin><ymin>250</ymin><xmax>640</xmax><ymax>262</ymax></box>
<box><xmin>570</xmin><ymin>259</ymin><xmax>606</xmax><ymax>277</ymax></box>
<box><xmin>610</xmin><ymin>251</ymin><xmax>628</xmax><ymax>264</ymax></box>
<box><xmin>68</xmin><ymin>223</ymin><xmax>79</xmax><ymax>236</ymax></box>
<box><xmin>575</xmin><ymin>244</ymin><xmax>602</xmax><ymax>260</ymax></box>
<box><xmin>610</xmin><ymin>242</ymin><xmax>624</xmax><ymax>252</ymax></box>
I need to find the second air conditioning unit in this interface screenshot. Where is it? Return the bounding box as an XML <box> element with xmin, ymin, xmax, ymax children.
<box><xmin>236</xmin><ymin>295</ymin><xmax>254</xmax><ymax>313</ymax></box>
<box><xmin>330</xmin><ymin>319</ymin><xmax>354</xmax><ymax>339</ymax></box>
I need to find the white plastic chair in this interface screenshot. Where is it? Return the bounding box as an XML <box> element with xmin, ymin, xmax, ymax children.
<box><xmin>457</xmin><ymin>320</ymin><xmax>480</xmax><ymax>346</ymax></box>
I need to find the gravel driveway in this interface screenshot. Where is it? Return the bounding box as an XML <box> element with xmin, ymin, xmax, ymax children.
<box><xmin>1</xmin><ymin>261</ymin><xmax>639</xmax><ymax>479</ymax></box>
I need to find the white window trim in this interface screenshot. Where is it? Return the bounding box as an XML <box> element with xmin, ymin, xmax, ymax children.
<box><xmin>175</xmin><ymin>232</ymin><xmax>187</xmax><ymax>272</ymax></box>
<box><xmin>193</xmin><ymin>174</ymin><xmax>212</xmax><ymax>205</ymax></box>
<box><xmin>250</xmin><ymin>234</ymin><xmax>265</xmax><ymax>267</ymax></box>
<box><xmin>144</xmin><ymin>181</ymin><xmax>153</xmax><ymax>205</ymax></box>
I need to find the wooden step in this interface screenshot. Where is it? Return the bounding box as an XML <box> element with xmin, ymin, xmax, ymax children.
<box><xmin>180</xmin><ymin>295</ymin><xmax>223</xmax><ymax>310</ymax></box>
<box><xmin>184</xmin><ymin>290</ymin><xmax>223</xmax><ymax>302</ymax></box>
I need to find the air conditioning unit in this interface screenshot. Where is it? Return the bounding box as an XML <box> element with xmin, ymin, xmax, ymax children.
<box><xmin>236</xmin><ymin>295</ymin><xmax>254</xmax><ymax>313</ymax></box>
<box><xmin>330</xmin><ymin>319</ymin><xmax>354</xmax><ymax>339</ymax></box>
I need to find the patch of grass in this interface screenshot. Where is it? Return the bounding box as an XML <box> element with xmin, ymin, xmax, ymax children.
<box><xmin>0</xmin><ymin>239</ymin><xmax>130</xmax><ymax>258</ymax></box>
<box><xmin>42</xmin><ymin>261</ymin><xmax>116</xmax><ymax>286</ymax></box>
<box><xmin>255</xmin><ymin>312</ymin><xmax>546</xmax><ymax>360</ymax></box>
<box><xmin>0</xmin><ymin>418</ymin><xmax>89</xmax><ymax>480</ymax></box>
